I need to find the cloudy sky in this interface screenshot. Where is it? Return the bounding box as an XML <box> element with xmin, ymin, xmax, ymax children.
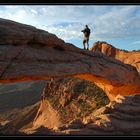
<box><xmin>0</xmin><ymin>5</ymin><xmax>140</xmax><ymax>51</ymax></box>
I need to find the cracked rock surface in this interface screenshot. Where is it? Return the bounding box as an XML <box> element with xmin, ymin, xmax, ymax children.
<box><xmin>0</xmin><ymin>18</ymin><xmax>140</xmax><ymax>101</ymax></box>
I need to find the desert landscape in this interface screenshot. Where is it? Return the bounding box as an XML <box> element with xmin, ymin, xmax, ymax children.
<box><xmin>0</xmin><ymin>18</ymin><xmax>140</xmax><ymax>135</ymax></box>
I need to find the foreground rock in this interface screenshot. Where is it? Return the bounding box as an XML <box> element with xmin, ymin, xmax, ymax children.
<box><xmin>22</xmin><ymin>125</ymin><xmax>59</xmax><ymax>135</ymax></box>
<box><xmin>0</xmin><ymin>78</ymin><xmax>109</xmax><ymax>134</ymax></box>
<box><xmin>0</xmin><ymin>81</ymin><xmax>46</xmax><ymax>127</ymax></box>
<box><xmin>33</xmin><ymin>78</ymin><xmax>109</xmax><ymax>129</ymax></box>
<box><xmin>0</xmin><ymin>18</ymin><xmax>139</xmax><ymax>101</ymax></box>
<box><xmin>1</xmin><ymin>93</ymin><xmax>140</xmax><ymax>135</ymax></box>
<box><xmin>0</xmin><ymin>122</ymin><xmax>25</xmax><ymax>135</ymax></box>
<box><xmin>91</xmin><ymin>41</ymin><xmax>140</xmax><ymax>73</ymax></box>
<box><xmin>61</xmin><ymin>94</ymin><xmax>140</xmax><ymax>135</ymax></box>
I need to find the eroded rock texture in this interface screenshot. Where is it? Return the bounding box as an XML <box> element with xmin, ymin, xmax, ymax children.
<box><xmin>0</xmin><ymin>18</ymin><xmax>139</xmax><ymax>101</ymax></box>
<box><xmin>91</xmin><ymin>41</ymin><xmax>140</xmax><ymax>73</ymax></box>
<box><xmin>60</xmin><ymin>94</ymin><xmax>140</xmax><ymax>135</ymax></box>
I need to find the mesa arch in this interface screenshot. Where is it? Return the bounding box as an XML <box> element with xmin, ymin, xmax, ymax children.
<box><xmin>0</xmin><ymin>18</ymin><xmax>140</xmax><ymax>101</ymax></box>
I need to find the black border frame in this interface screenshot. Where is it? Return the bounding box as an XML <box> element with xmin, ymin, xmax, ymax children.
<box><xmin>0</xmin><ymin>1</ymin><xmax>140</xmax><ymax>138</ymax></box>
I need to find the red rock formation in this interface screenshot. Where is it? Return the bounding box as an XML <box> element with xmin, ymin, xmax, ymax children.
<box><xmin>2</xmin><ymin>93</ymin><xmax>140</xmax><ymax>135</ymax></box>
<box><xmin>61</xmin><ymin>94</ymin><xmax>140</xmax><ymax>135</ymax></box>
<box><xmin>32</xmin><ymin>78</ymin><xmax>109</xmax><ymax>130</ymax></box>
<box><xmin>0</xmin><ymin>18</ymin><xmax>140</xmax><ymax>101</ymax></box>
<box><xmin>91</xmin><ymin>41</ymin><xmax>140</xmax><ymax>73</ymax></box>
<box><xmin>33</xmin><ymin>99</ymin><xmax>62</xmax><ymax>129</ymax></box>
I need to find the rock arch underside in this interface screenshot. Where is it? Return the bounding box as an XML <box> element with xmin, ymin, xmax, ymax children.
<box><xmin>0</xmin><ymin>18</ymin><xmax>140</xmax><ymax>102</ymax></box>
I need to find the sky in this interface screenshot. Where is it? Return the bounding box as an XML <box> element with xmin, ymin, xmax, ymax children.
<box><xmin>0</xmin><ymin>5</ymin><xmax>140</xmax><ymax>51</ymax></box>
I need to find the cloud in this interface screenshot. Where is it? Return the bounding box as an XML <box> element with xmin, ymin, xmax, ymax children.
<box><xmin>38</xmin><ymin>22</ymin><xmax>83</xmax><ymax>41</ymax></box>
<box><xmin>131</xmin><ymin>40</ymin><xmax>140</xmax><ymax>45</ymax></box>
<box><xmin>31</xmin><ymin>9</ymin><xmax>38</xmax><ymax>15</ymax></box>
<box><xmin>0</xmin><ymin>5</ymin><xmax>140</xmax><ymax>43</ymax></box>
<box><xmin>0</xmin><ymin>6</ymin><xmax>38</xmax><ymax>25</ymax></box>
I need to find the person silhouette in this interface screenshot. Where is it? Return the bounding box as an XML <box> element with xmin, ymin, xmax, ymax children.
<box><xmin>81</xmin><ymin>25</ymin><xmax>91</xmax><ymax>50</ymax></box>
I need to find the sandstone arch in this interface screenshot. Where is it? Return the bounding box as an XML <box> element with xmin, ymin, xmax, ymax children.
<box><xmin>0</xmin><ymin>18</ymin><xmax>140</xmax><ymax>101</ymax></box>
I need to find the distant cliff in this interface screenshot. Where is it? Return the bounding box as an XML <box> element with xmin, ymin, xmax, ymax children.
<box><xmin>91</xmin><ymin>41</ymin><xmax>140</xmax><ymax>73</ymax></box>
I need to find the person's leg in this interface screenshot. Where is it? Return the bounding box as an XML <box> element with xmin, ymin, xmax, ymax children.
<box><xmin>87</xmin><ymin>38</ymin><xmax>89</xmax><ymax>50</ymax></box>
<box><xmin>83</xmin><ymin>40</ymin><xmax>86</xmax><ymax>49</ymax></box>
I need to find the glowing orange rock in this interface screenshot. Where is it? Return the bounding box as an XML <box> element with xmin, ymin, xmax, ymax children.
<box><xmin>0</xmin><ymin>18</ymin><xmax>139</xmax><ymax>101</ymax></box>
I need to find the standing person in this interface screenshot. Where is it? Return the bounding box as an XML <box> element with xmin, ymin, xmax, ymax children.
<box><xmin>81</xmin><ymin>25</ymin><xmax>91</xmax><ymax>50</ymax></box>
